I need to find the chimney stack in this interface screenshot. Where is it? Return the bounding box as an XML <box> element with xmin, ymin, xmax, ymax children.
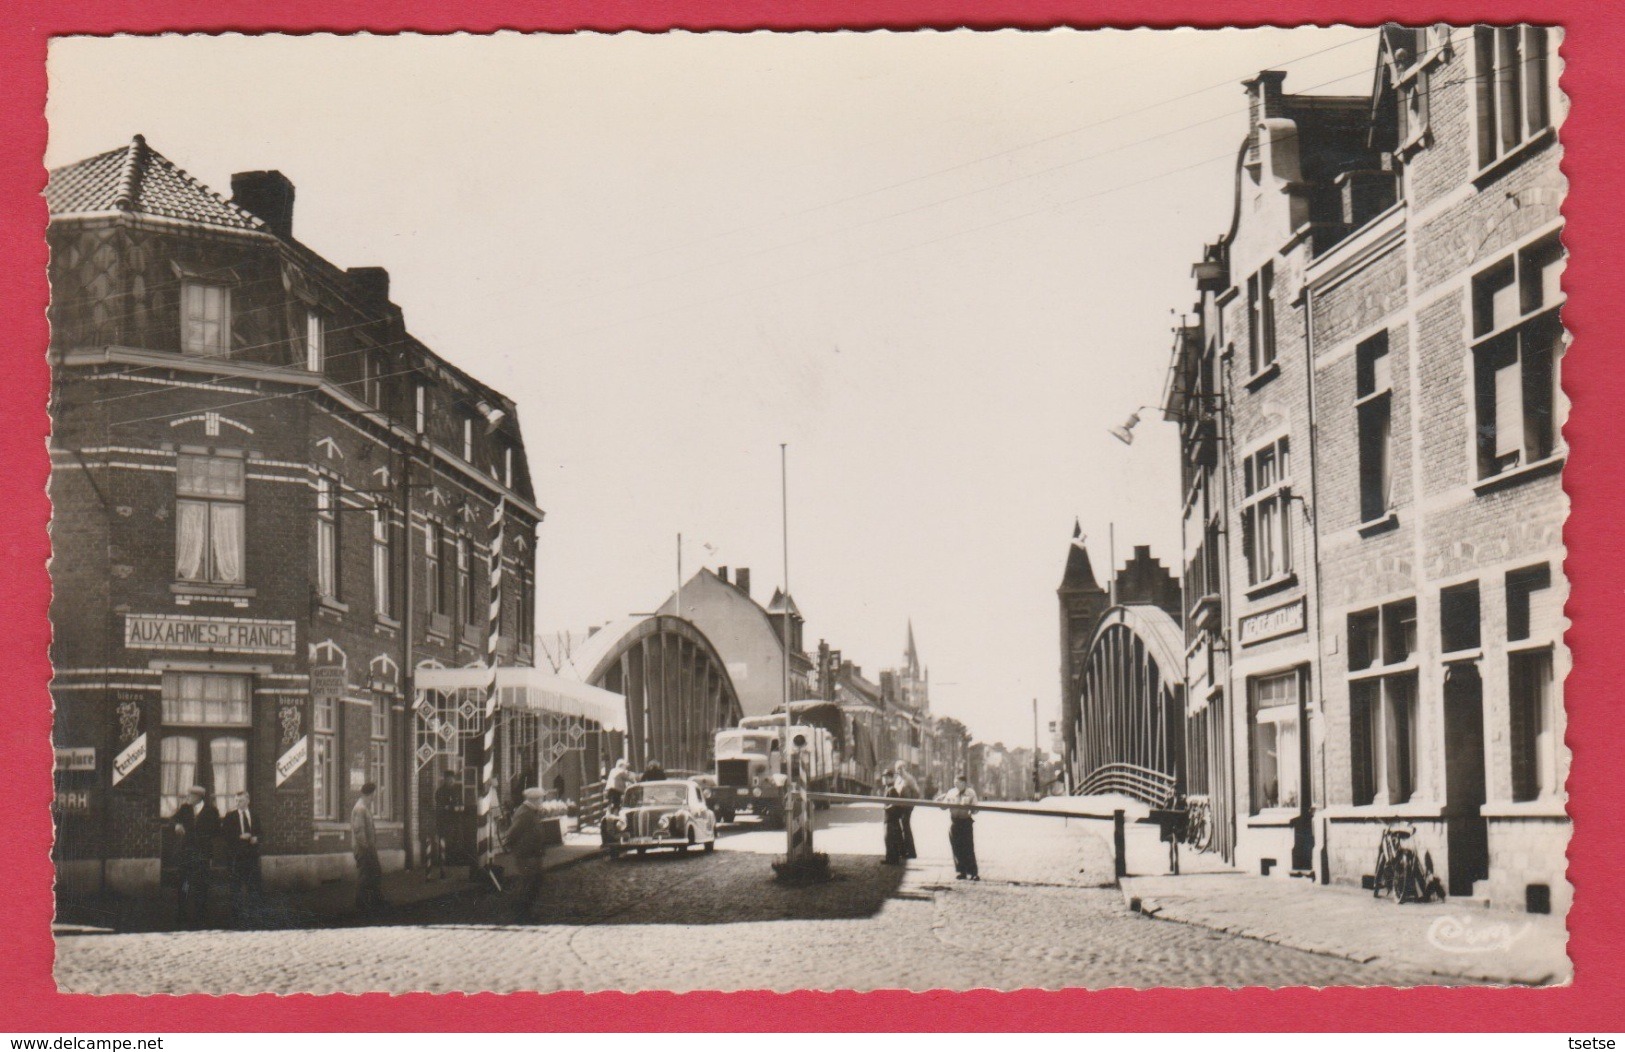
<box><xmin>347</xmin><ymin>266</ymin><xmax>392</xmax><ymax>314</ymax></box>
<box><xmin>735</xmin><ymin>567</ymin><xmax>751</xmax><ymax>597</ymax></box>
<box><xmin>717</xmin><ymin>566</ymin><xmax>730</xmax><ymax>586</ymax></box>
<box><xmin>230</xmin><ymin>170</ymin><xmax>296</xmax><ymax>241</ymax></box>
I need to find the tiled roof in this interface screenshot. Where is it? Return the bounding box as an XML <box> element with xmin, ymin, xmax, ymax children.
<box><xmin>46</xmin><ymin>135</ymin><xmax>264</xmax><ymax>232</ymax></box>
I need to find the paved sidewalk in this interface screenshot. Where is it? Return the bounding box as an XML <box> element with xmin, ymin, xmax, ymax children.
<box><xmin>1120</xmin><ymin>869</ymin><xmax>1570</xmax><ymax>986</ymax></box>
<box><xmin>55</xmin><ymin>833</ymin><xmax>604</xmax><ymax>934</ymax></box>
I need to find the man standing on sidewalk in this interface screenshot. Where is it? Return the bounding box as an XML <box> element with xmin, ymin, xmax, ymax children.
<box><xmin>429</xmin><ymin>769</ymin><xmax>461</xmax><ymax>880</ymax></box>
<box><xmin>171</xmin><ymin>785</ymin><xmax>220</xmax><ymax>928</ymax></box>
<box><xmin>352</xmin><ymin>782</ymin><xmax>386</xmax><ymax>915</ymax></box>
<box><xmin>937</xmin><ymin>773</ymin><xmax>980</xmax><ymax>881</ymax></box>
<box><xmin>893</xmin><ymin>762</ymin><xmax>919</xmax><ymax>860</ymax></box>
<box><xmin>503</xmin><ymin>787</ymin><xmax>548</xmax><ymax>923</ymax></box>
<box><xmin>221</xmin><ymin>790</ymin><xmax>263</xmax><ymax>926</ymax></box>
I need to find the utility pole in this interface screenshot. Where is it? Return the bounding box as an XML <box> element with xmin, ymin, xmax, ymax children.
<box><xmin>1032</xmin><ymin>697</ymin><xmax>1041</xmax><ymax>799</ymax></box>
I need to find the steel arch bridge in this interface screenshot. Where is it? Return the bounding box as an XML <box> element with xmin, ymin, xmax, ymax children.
<box><xmin>1071</xmin><ymin>604</ymin><xmax>1185</xmax><ymax>807</ymax></box>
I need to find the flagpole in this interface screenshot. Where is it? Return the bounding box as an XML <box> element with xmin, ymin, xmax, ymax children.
<box><xmin>676</xmin><ymin>532</ymin><xmax>683</xmax><ymax>620</ymax></box>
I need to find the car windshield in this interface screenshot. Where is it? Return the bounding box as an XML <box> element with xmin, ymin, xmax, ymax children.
<box><xmin>719</xmin><ymin>733</ymin><xmax>776</xmax><ymax>755</ymax></box>
<box><xmin>626</xmin><ymin>784</ymin><xmax>688</xmax><ymax>808</ymax></box>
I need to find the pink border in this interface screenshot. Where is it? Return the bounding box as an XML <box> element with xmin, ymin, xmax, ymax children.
<box><xmin>2</xmin><ymin>0</ymin><xmax>1618</xmax><ymax>1031</ymax></box>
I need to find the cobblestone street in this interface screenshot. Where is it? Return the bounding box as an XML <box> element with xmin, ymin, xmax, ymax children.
<box><xmin>55</xmin><ymin>806</ymin><xmax>1460</xmax><ymax>994</ymax></box>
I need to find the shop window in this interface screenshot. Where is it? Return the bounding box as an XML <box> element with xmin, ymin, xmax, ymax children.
<box><xmin>1440</xmin><ymin>581</ymin><xmax>1482</xmax><ymax>653</ymax></box>
<box><xmin>316</xmin><ymin>476</ymin><xmax>340</xmax><ymax>600</ymax></box>
<box><xmin>1473</xmin><ymin>235</ymin><xmax>1563</xmax><ymax>479</ymax></box>
<box><xmin>181</xmin><ymin>281</ymin><xmax>230</xmax><ymax>357</ymax></box>
<box><xmin>1246</xmin><ymin>263</ymin><xmax>1277</xmax><ymax>376</ymax></box>
<box><xmin>1473</xmin><ymin>26</ymin><xmax>1553</xmax><ymax>169</ymax></box>
<box><xmin>1249</xmin><ymin>671</ymin><xmax>1300</xmax><ymax>813</ymax></box>
<box><xmin>160</xmin><ymin>673</ymin><xmax>251</xmax><ymax>816</ymax></box>
<box><xmin>369</xmin><ymin>694</ymin><xmax>392</xmax><ymax>819</ymax></box>
<box><xmin>313</xmin><ymin>692</ymin><xmax>340</xmax><ymax>821</ymax></box>
<box><xmin>1509</xmin><ymin>649</ymin><xmax>1557</xmax><ymax>802</ymax></box>
<box><xmin>1241</xmin><ymin>437</ymin><xmax>1292</xmax><ymax>586</ymax></box>
<box><xmin>1507</xmin><ymin>563</ymin><xmax>1554</xmax><ymax>643</ymax></box>
<box><xmin>1355</xmin><ymin>331</ymin><xmax>1393</xmax><ymax>523</ymax></box>
<box><xmin>175</xmin><ymin>454</ymin><xmax>245</xmax><ymax>586</ymax></box>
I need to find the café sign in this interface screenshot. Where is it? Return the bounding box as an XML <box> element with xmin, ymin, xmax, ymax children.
<box><xmin>1239</xmin><ymin>598</ymin><xmax>1307</xmax><ymax>647</ymax></box>
<box><xmin>125</xmin><ymin>614</ymin><xmax>296</xmax><ymax>655</ymax></box>
<box><xmin>55</xmin><ymin>747</ymin><xmax>96</xmax><ymax>772</ymax></box>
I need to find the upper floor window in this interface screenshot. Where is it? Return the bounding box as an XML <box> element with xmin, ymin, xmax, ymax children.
<box><xmin>1472</xmin><ymin>234</ymin><xmax>1564</xmax><ymax>479</ymax></box>
<box><xmin>361</xmin><ymin>353</ymin><xmax>382</xmax><ymax>409</ymax></box>
<box><xmin>305</xmin><ymin>311</ymin><xmax>325</xmax><ymax>372</ymax></box>
<box><xmin>1246</xmin><ymin>263</ymin><xmax>1277</xmax><ymax>376</ymax></box>
<box><xmin>175</xmin><ymin>453</ymin><xmax>245</xmax><ymax>585</ymax></box>
<box><xmin>463</xmin><ymin>418</ymin><xmax>474</xmax><ymax>462</ymax></box>
<box><xmin>372</xmin><ymin>507</ymin><xmax>395</xmax><ymax>619</ymax></box>
<box><xmin>1241</xmin><ymin>437</ymin><xmax>1291</xmax><ymax>586</ymax></box>
<box><xmin>424</xmin><ymin>520</ymin><xmax>445</xmax><ymax>618</ymax></box>
<box><xmin>181</xmin><ymin>282</ymin><xmax>230</xmax><ymax>357</ymax></box>
<box><xmin>1355</xmin><ymin>331</ymin><xmax>1394</xmax><ymax>523</ymax></box>
<box><xmin>415</xmin><ymin>384</ymin><xmax>427</xmax><ymax>434</ymax></box>
<box><xmin>1474</xmin><ymin>26</ymin><xmax>1554</xmax><ymax>169</ymax></box>
<box><xmin>315</xmin><ymin>476</ymin><xmax>340</xmax><ymax>600</ymax></box>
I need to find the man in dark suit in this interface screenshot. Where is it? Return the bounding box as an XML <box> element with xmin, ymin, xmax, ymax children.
<box><xmin>171</xmin><ymin>785</ymin><xmax>220</xmax><ymax>928</ymax></box>
<box><xmin>221</xmin><ymin>790</ymin><xmax>263</xmax><ymax>926</ymax></box>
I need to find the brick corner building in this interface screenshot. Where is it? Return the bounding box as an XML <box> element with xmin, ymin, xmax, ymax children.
<box><xmin>48</xmin><ymin>137</ymin><xmax>543</xmax><ymax>896</ymax></box>
<box><xmin>1169</xmin><ymin>26</ymin><xmax>1567</xmax><ymax>911</ymax></box>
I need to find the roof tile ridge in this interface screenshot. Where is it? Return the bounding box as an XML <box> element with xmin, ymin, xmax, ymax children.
<box><xmin>112</xmin><ymin>134</ymin><xmax>146</xmax><ymax>212</ymax></box>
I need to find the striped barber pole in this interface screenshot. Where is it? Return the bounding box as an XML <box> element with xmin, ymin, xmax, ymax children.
<box><xmin>475</xmin><ymin>494</ymin><xmax>506</xmax><ymax>874</ymax></box>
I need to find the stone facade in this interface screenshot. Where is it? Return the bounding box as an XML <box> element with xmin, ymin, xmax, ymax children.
<box><xmin>1169</xmin><ymin>27</ymin><xmax>1567</xmax><ymax>911</ymax></box>
<box><xmin>48</xmin><ymin>139</ymin><xmax>541</xmax><ymax>894</ymax></box>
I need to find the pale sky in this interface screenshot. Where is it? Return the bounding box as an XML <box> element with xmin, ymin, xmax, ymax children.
<box><xmin>47</xmin><ymin>28</ymin><xmax>1378</xmax><ymax>747</ymax></box>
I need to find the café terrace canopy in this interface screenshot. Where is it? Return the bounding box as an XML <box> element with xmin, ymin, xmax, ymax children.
<box><xmin>413</xmin><ymin>665</ymin><xmax>627</xmax><ymax>732</ymax></box>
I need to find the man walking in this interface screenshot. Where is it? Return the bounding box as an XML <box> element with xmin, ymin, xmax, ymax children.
<box><xmin>352</xmin><ymin>781</ymin><xmax>386</xmax><ymax>915</ymax></box>
<box><xmin>937</xmin><ymin>773</ymin><xmax>980</xmax><ymax>881</ymax></box>
<box><xmin>606</xmin><ymin>758</ymin><xmax>632</xmax><ymax>814</ymax></box>
<box><xmin>503</xmin><ymin>786</ymin><xmax>548</xmax><ymax>923</ymax></box>
<box><xmin>221</xmin><ymin>790</ymin><xmax>263</xmax><ymax>926</ymax></box>
<box><xmin>171</xmin><ymin>785</ymin><xmax>219</xmax><ymax>928</ymax></box>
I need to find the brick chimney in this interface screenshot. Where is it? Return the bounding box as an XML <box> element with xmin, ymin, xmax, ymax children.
<box><xmin>1242</xmin><ymin>71</ymin><xmax>1288</xmax><ymax>168</ymax></box>
<box><xmin>735</xmin><ymin>568</ymin><xmax>751</xmax><ymax>598</ymax></box>
<box><xmin>347</xmin><ymin>267</ymin><xmax>391</xmax><ymax>313</ymax></box>
<box><xmin>230</xmin><ymin>170</ymin><xmax>296</xmax><ymax>241</ymax></box>
<box><xmin>717</xmin><ymin>566</ymin><xmax>730</xmax><ymax>586</ymax></box>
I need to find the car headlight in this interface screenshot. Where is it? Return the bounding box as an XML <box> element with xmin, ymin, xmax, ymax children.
<box><xmin>751</xmin><ymin>787</ymin><xmax>762</xmax><ymax>797</ymax></box>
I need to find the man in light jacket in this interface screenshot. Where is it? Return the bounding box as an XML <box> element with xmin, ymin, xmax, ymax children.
<box><xmin>352</xmin><ymin>782</ymin><xmax>385</xmax><ymax>914</ymax></box>
<box><xmin>936</xmin><ymin>773</ymin><xmax>980</xmax><ymax>881</ymax></box>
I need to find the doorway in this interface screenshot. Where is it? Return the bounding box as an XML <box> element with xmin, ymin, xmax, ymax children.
<box><xmin>1443</xmin><ymin>664</ymin><xmax>1489</xmax><ymax>896</ymax></box>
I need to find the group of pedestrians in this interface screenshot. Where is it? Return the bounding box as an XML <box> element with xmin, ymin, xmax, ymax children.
<box><xmin>879</xmin><ymin>764</ymin><xmax>980</xmax><ymax>881</ymax></box>
<box><xmin>168</xmin><ymin>786</ymin><xmax>263</xmax><ymax>929</ymax></box>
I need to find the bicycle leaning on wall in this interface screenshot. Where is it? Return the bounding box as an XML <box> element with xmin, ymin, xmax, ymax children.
<box><xmin>1371</xmin><ymin>824</ymin><xmax>1446</xmax><ymax>904</ymax></box>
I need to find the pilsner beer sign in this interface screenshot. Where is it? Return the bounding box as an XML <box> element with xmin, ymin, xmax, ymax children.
<box><xmin>125</xmin><ymin>613</ymin><xmax>296</xmax><ymax>655</ymax></box>
<box><xmin>112</xmin><ymin>733</ymin><xmax>147</xmax><ymax>785</ymax></box>
<box><xmin>276</xmin><ymin>736</ymin><xmax>309</xmax><ymax>786</ymax></box>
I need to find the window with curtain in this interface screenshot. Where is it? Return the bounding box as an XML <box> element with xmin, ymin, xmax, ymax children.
<box><xmin>425</xmin><ymin>520</ymin><xmax>445</xmax><ymax>617</ymax></box>
<box><xmin>313</xmin><ymin>692</ymin><xmax>339</xmax><ymax>820</ymax></box>
<box><xmin>175</xmin><ymin>454</ymin><xmax>245</xmax><ymax>585</ymax></box>
<box><xmin>316</xmin><ymin>476</ymin><xmax>339</xmax><ymax>599</ymax></box>
<box><xmin>181</xmin><ymin>282</ymin><xmax>230</xmax><ymax>357</ymax></box>
<box><xmin>458</xmin><ymin>535</ymin><xmax>476</xmax><ymax>628</ymax></box>
<box><xmin>162</xmin><ymin>672</ymin><xmax>251</xmax><ymax>726</ymax></box>
<box><xmin>159</xmin><ymin>735</ymin><xmax>199</xmax><ymax>817</ymax></box>
<box><xmin>1509</xmin><ymin>649</ymin><xmax>1556</xmax><ymax>802</ymax></box>
<box><xmin>209</xmin><ymin>736</ymin><xmax>247</xmax><ymax>814</ymax></box>
<box><xmin>1246</xmin><ymin>263</ymin><xmax>1276</xmax><ymax>376</ymax></box>
<box><xmin>372</xmin><ymin>507</ymin><xmax>395</xmax><ymax>619</ymax></box>
<box><xmin>1249</xmin><ymin>671</ymin><xmax>1301</xmax><ymax>812</ymax></box>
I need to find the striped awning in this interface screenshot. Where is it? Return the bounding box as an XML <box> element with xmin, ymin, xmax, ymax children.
<box><xmin>413</xmin><ymin>665</ymin><xmax>626</xmax><ymax>732</ymax></box>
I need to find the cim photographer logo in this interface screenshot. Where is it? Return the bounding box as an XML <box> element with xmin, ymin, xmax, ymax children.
<box><xmin>1426</xmin><ymin>914</ymin><xmax>1532</xmax><ymax>954</ymax></box>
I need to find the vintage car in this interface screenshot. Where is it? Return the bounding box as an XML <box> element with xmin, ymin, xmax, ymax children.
<box><xmin>601</xmin><ymin>779</ymin><xmax>718</xmax><ymax>858</ymax></box>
